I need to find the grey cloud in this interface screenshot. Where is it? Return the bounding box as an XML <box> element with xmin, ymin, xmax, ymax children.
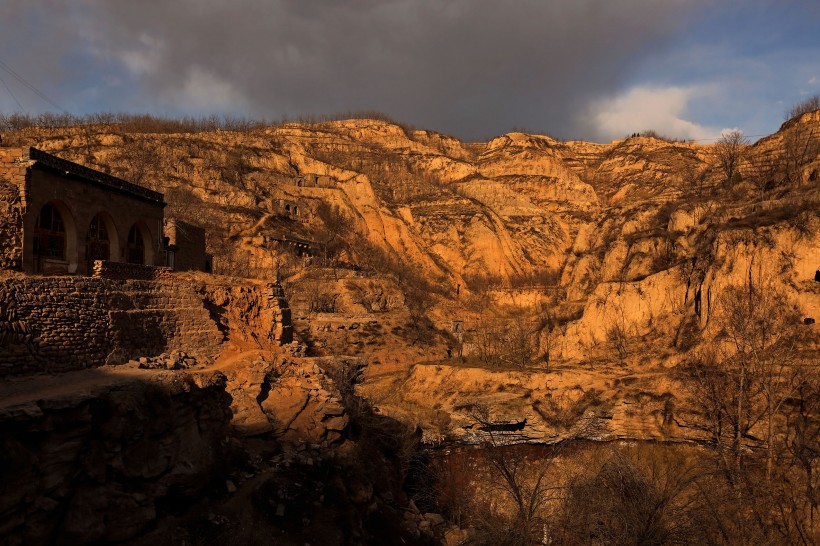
<box><xmin>1</xmin><ymin>0</ymin><xmax>713</xmax><ymax>139</ymax></box>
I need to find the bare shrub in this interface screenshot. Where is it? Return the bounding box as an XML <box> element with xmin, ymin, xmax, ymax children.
<box><xmin>319</xmin><ymin>356</ymin><xmax>366</xmax><ymax>401</ymax></box>
<box><xmin>404</xmin><ymin>311</ymin><xmax>439</xmax><ymax>346</ymax></box>
<box><xmin>304</xmin><ymin>279</ymin><xmax>340</xmax><ymax>313</ymax></box>
<box><xmin>533</xmin><ymin>389</ymin><xmax>603</xmax><ymax>431</ymax></box>
<box><xmin>465</xmin><ymin>269</ymin><xmax>561</xmax><ymax>291</ymax></box>
<box><xmin>0</xmin><ymin>111</ymin><xmax>269</xmax><ymax>134</ymax></box>
<box><xmin>785</xmin><ymin>95</ymin><xmax>820</xmax><ymax>121</ymax></box>
<box><xmin>466</xmin><ymin>315</ymin><xmax>539</xmax><ymax>369</ymax></box>
<box><xmin>346</xmin><ymin>280</ymin><xmax>390</xmax><ymax>313</ymax></box>
<box><xmin>554</xmin><ymin>444</ymin><xmax>705</xmax><ymax>546</ymax></box>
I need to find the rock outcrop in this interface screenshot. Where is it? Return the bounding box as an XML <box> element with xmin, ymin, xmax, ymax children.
<box><xmin>220</xmin><ymin>354</ymin><xmax>349</xmax><ymax>445</ymax></box>
<box><xmin>0</xmin><ymin>369</ymin><xmax>232</xmax><ymax>545</ymax></box>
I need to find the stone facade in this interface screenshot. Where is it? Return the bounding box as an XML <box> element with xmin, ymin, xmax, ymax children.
<box><xmin>294</xmin><ymin>173</ymin><xmax>336</xmax><ymax>188</ymax></box>
<box><xmin>0</xmin><ymin>277</ymin><xmax>224</xmax><ymax>377</ymax></box>
<box><xmin>164</xmin><ymin>218</ymin><xmax>208</xmax><ymax>272</ymax></box>
<box><xmin>0</xmin><ymin>147</ymin><xmax>166</xmax><ymax>276</ymax></box>
<box><xmin>0</xmin><ymin>149</ymin><xmax>26</xmax><ymax>270</ymax></box>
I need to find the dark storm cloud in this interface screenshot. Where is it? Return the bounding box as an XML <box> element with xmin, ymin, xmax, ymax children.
<box><xmin>1</xmin><ymin>0</ymin><xmax>713</xmax><ymax>139</ymax></box>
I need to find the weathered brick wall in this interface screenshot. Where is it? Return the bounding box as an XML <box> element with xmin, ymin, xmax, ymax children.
<box><xmin>0</xmin><ymin>148</ymin><xmax>26</xmax><ymax>270</ymax></box>
<box><xmin>0</xmin><ymin>277</ymin><xmax>224</xmax><ymax>377</ymax></box>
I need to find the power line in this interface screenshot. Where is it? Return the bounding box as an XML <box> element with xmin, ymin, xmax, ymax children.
<box><xmin>0</xmin><ymin>71</ymin><xmax>26</xmax><ymax>113</ymax></box>
<box><xmin>0</xmin><ymin>58</ymin><xmax>67</xmax><ymax>113</ymax></box>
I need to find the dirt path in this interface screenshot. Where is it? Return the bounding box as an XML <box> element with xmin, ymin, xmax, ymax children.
<box><xmin>0</xmin><ymin>365</ymin><xmax>161</xmax><ymax>411</ymax></box>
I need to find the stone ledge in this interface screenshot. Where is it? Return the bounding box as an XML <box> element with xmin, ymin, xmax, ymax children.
<box><xmin>92</xmin><ymin>260</ymin><xmax>173</xmax><ymax>281</ymax></box>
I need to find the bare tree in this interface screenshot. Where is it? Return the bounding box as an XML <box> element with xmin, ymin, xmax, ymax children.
<box><xmin>719</xmin><ymin>282</ymin><xmax>804</xmax><ymax>479</ymax></box>
<box><xmin>315</xmin><ymin>202</ymin><xmax>353</xmax><ymax>266</ymax></box>
<box><xmin>536</xmin><ymin>305</ymin><xmax>556</xmax><ymax>370</ymax></box>
<box><xmin>782</xmin><ymin>373</ymin><xmax>820</xmax><ymax>537</ymax></box>
<box><xmin>555</xmin><ymin>445</ymin><xmax>704</xmax><ymax>546</ymax></box>
<box><xmin>746</xmin><ymin>149</ymin><xmax>780</xmax><ymax>194</ymax></box>
<box><xmin>783</xmin><ymin>126</ymin><xmax>819</xmax><ymax>186</ymax></box>
<box><xmin>113</xmin><ymin>136</ymin><xmax>159</xmax><ymax>188</ymax></box>
<box><xmin>467</xmin><ymin>404</ymin><xmax>560</xmax><ymax>545</ymax></box>
<box><xmin>606</xmin><ymin>303</ymin><xmax>630</xmax><ymax>362</ymax></box>
<box><xmin>673</xmin><ymin>161</ymin><xmax>711</xmax><ymax>201</ymax></box>
<box><xmin>684</xmin><ymin>278</ymin><xmax>808</xmax><ymax>484</ymax></box>
<box><xmin>508</xmin><ymin>314</ymin><xmax>538</xmax><ymax>368</ymax></box>
<box><xmin>714</xmin><ymin>130</ymin><xmax>750</xmax><ymax>186</ymax></box>
<box><xmin>304</xmin><ymin>279</ymin><xmax>340</xmax><ymax>313</ymax></box>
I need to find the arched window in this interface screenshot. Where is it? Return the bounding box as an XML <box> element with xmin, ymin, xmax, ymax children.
<box><xmin>86</xmin><ymin>214</ymin><xmax>110</xmax><ymax>269</ymax></box>
<box><xmin>34</xmin><ymin>203</ymin><xmax>66</xmax><ymax>261</ymax></box>
<box><xmin>126</xmin><ymin>225</ymin><xmax>145</xmax><ymax>265</ymax></box>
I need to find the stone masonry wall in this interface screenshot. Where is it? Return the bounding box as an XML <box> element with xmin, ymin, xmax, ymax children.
<box><xmin>0</xmin><ymin>276</ymin><xmax>224</xmax><ymax>377</ymax></box>
<box><xmin>0</xmin><ymin>148</ymin><xmax>26</xmax><ymax>270</ymax></box>
<box><xmin>92</xmin><ymin>260</ymin><xmax>173</xmax><ymax>281</ymax></box>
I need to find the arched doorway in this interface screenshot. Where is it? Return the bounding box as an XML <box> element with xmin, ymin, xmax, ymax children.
<box><xmin>86</xmin><ymin>212</ymin><xmax>118</xmax><ymax>272</ymax></box>
<box><xmin>126</xmin><ymin>224</ymin><xmax>145</xmax><ymax>265</ymax></box>
<box><xmin>33</xmin><ymin>202</ymin><xmax>77</xmax><ymax>274</ymax></box>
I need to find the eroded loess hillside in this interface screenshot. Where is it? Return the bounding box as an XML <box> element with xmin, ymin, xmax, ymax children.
<box><xmin>2</xmin><ymin>114</ymin><xmax>819</xmax><ymax>435</ymax></box>
<box><xmin>3</xmin><ymin>111</ymin><xmax>820</xmax><ymax>544</ymax></box>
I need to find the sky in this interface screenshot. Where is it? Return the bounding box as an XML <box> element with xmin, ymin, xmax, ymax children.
<box><xmin>1</xmin><ymin>0</ymin><xmax>819</xmax><ymax>142</ymax></box>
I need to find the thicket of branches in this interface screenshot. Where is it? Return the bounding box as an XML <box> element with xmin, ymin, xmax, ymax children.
<box><xmin>0</xmin><ymin>110</ymin><xmax>413</xmax><ymax>136</ymax></box>
<box><xmin>785</xmin><ymin>95</ymin><xmax>820</xmax><ymax>121</ymax></box>
<box><xmin>0</xmin><ymin>112</ymin><xmax>269</xmax><ymax>134</ymax></box>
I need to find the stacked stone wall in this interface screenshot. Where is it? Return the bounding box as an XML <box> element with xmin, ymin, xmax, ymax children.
<box><xmin>0</xmin><ymin>277</ymin><xmax>223</xmax><ymax>377</ymax></box>
<box><xmin>92</xmin><ymin>260</ymin><xmax>173</xmax><ymax>281</ymax></box>
<box><xmin>0</xmin><ymin>148</ymin><xmax>26</xmax><ymax>270</ymax></box>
